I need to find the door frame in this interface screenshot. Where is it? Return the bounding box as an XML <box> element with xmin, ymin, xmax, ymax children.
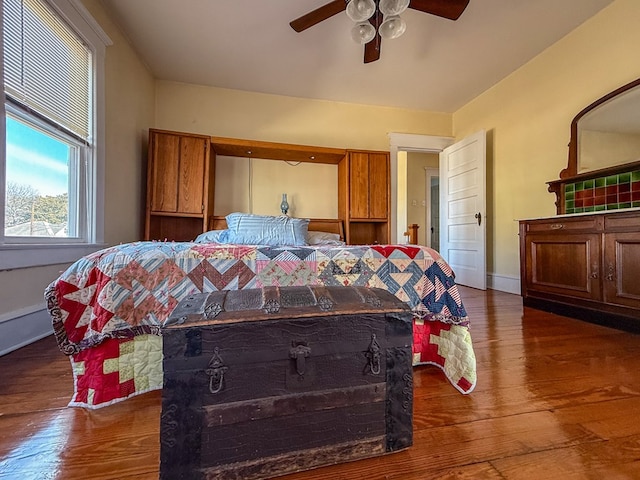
<box><xmin>388</xmin><ymin>133</ymin><xmax>454</xmax><ymax>244</ymax></box>
<box><xmin>424</xmin><ymin>167</ymin><xmax>439</xmax><ymax>249</ymax></box>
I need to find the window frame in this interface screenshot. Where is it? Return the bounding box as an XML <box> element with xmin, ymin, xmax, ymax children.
<box><xmin>0</xmin><ymin>0</ymin><xmax>111</xmax><ymax>270</ymax></box>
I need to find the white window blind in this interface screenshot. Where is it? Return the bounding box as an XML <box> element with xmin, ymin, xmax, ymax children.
<box><xmin>3</xmin><ymin>0</ymin><xmax>92</xmax><ymax>141</ymax></box>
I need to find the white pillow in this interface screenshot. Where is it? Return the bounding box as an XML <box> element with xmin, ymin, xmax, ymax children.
<box><xmin>307</xmin><ymin>231</ymin><xmax>345</xmax><ymax>246</ymax></box>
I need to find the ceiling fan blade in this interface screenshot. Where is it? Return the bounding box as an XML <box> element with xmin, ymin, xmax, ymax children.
<box><xmin>290</xmin><ymin>0</ymin><xmax>346</xmax><ymax>32</ymax></box>
<box><xmin>408</xmin><ymin>0</ymin><xmax>470</xmax><ymax>20</ymax></box>
<box><xmin>364</xmin><ymin>36</ymin><xmax>381</xmax><ymax>63</ymax></box>
<box><xmin>364</xmin><ymin>9</ymin><xmax>383</xmax><ymax>63</ymax></box>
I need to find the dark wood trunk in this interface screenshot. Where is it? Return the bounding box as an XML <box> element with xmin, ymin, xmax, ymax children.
<box><xmin>160</xmin><ymin>286</ymin><xmax>413</xmax><ymax>480</ymax></box>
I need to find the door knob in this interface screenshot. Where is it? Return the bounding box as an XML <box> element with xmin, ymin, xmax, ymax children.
<box><xmin>475</xmin><ymin>212</ymin><xmax>482</xmax><ymax>226</ymax></box>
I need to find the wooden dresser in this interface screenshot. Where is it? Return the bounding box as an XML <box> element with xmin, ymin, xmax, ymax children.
<box><xmin>522</xmin><ymin>78</ymin><xmax>640</xmax><ymax>331</ymax></box>
<box><xmin>519</xmin><ymin>209</ymin><xmax>640</xmax><ymax>331</ymax></box>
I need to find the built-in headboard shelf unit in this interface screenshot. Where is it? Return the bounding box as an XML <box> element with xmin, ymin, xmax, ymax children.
<box><xmin>145</xmin><ymin>129</ymin><xmax>390</xmax><ymax>245</ymax></box>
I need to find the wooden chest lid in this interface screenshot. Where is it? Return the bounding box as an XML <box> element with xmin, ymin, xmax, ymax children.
<box><xmin>163</xmin><ymin>286</ymin><xmax>411</xmax><ymax>329</ymax></box>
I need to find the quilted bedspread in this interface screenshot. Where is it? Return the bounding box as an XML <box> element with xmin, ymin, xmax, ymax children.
<box><xmin>45</xmin><ymin>241</ymin><xmax>477</xmax><ymax>408</ymax></box>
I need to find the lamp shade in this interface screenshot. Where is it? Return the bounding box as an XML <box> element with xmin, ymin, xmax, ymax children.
<box><xmin>379</xmin><ymin>15</ymin><xmax>406</xmax><ymax>39</ymax></box>
<box><xmin>280</xmin><ymin>193</ymin><xmax>289</xmax><ymax>215</ymax></box>
<box><xmin>351</xmin><ymin>22</ymin><xmax>376</xmax><ymax>44</ymax></box>
<box><xmin>379</xmin><ymin>0</ymin><xmax>410</xmax><ymax>16</ymax></box>
<box><xmin>346</xmin><ymin>0</ymin><xmax>376</xmax><ymax>22</ymax></box>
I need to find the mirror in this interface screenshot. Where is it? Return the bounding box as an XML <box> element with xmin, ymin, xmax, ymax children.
<box><xmin>561</xmin><ymin>77</ymin><xmax>640</xmax><ymax>179</ymax></box>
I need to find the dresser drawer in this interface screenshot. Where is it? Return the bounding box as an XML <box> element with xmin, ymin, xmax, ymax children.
<box><xmin>524</xmin><ymin>216</ymin><xmax>601</xmax><ymax>233</ymax></box>
<box><xmin>604</xmin><ymin>211</ymin><xmax>640</xmax><ymax>231</ymax></box>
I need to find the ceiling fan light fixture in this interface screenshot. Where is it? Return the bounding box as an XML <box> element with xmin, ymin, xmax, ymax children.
<box><xmin>291</xmin><ymin>0</ymin><xmax>470</xmax><ymax>63</ymax></box>
<box><xmin>351</xmin><ymin>21</ymin><xmax>376</xmax><ymax>44</ymax></box>
<box><xmin>346</xmin><ymin>0</ymin><xmax>376</xmax><ymax>22</ymax></box>
<box><xmin>378</xmin><ymin>0</ymin><xmax>410</xmax><ymax>16</ymax></box>
<box><xmin>379</xmin><ymin>15</ymin><xmax>407</xmax><ymax>39</ymax></box>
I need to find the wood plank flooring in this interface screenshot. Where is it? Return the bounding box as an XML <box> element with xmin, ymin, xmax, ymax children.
<box><xmin>2</xmin><ymin>287</ymin><xmax>640</xmax><ymax>479</ymax></box>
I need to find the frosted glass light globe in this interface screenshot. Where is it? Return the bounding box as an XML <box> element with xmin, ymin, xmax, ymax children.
<box><xmin>379</xmin><ymin>0</ymin><xmax>410</xmax><ymax>16</ymax></box>
<box><xmin>346</xmin><ymin>0</ymin><xmax>376</xmax><ymax>22</ymax></box>
<box><xmin>351</xmin><ymin>22</ymin><xmax>376</xmax><ymax>44</ymax></box>
<box><xmin>379</xmin><ymin>15</ymin><xmax>407</xmax><ymax>39</ymax></box>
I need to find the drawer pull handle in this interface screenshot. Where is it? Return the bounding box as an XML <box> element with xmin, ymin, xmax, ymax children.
<box><xmin>290</xmin><ymin>342</ymin><xmax>311</xmax><ymax>376</ymax></box>
<box><xmin>606</xmin><ymin>263</ymin><xmax>616</xmax><ymax>282</ymax></box>
<box><xmin>366</xmin><ymin>334</ymin><xmax>381</xmax><ymax>375</ymax></box>
<box><xmin>550</xmin><ymin>224</ymin><xmax>564</xmax><ymax>230</ymax></box>
<box><xmin>206</xmin><ymin>347</ymin><xmax>227</xmax><ymax>394</ymax></box>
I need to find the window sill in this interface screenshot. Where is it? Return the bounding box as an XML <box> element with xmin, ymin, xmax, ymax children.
<box><xmin>0</xmin><ymin>243</ymin><xmax>106</xmax><ymax>271</ymax></box>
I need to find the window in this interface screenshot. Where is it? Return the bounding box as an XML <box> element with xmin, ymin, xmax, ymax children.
<box><xmin>5</xmin><ymin>104</ymin><xmax>85</xmax><ymax>240</ymax></box>
<box><xmin>1</xmin><ymin>0</ymin><xmax>110</xmax><ymax>269</ymax></box>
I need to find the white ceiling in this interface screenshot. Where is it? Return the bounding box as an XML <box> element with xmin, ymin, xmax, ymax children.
<box><xmin>100</xmin><ymin>0</ymin><xmax>614</xmax><ymax>113</ymax></box>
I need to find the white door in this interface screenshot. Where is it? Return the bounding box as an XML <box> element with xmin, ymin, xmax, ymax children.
<box><xmin>439</xmin><ymin>130</ymin><xmax>486</xmax><ymax>290</ymax></box>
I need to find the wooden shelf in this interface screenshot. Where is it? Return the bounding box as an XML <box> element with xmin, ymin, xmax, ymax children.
<box><xmin>149</xmin><ymin>212</ymin><xmax>203</xmax><ymax>219</ymax></box>
<box><xmin>211</xmin><ymin>136</ymin><xmax>346</xmax><ymax>165</ymax></box>
<box><xmin>349</xmin><ymin>218</ymin><xmax>388</xmax><ymax>222</ymax></box>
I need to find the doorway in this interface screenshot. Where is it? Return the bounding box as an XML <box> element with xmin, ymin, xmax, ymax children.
<box><xmin>388</xmin><ymin>133</ymin><xmax>453</xmax><ymax>244</ymax></box>
<box><xmin>405</xmin><ymin>151</ymin><xmax>439</xmax><ymax>246</ymax></box>
<box><xmin>425</xmin><ymin>168</ymin><xmax>439</xmax><ymax>251</ymax></box>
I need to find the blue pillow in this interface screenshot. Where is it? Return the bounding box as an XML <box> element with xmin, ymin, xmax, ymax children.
<box><xmin>194</xmin><ymin>229</ymin><xmax>230</xmax><ymax>244</ymax></box>
<box><xmin>225</xmin><ymin>213</ymin><xmax>309</xmax><ymax>246</ymax></box>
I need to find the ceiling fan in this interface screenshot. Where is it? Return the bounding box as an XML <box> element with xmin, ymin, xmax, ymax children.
<box><xmin>290</xmin><ymin>0</ymin><xmax>470</xmax><ymax>63</ymax></box>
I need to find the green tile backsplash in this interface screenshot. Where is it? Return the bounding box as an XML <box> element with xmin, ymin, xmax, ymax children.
<box><xmin>565</xmin><ymin>169</ymin><xmax>640</xmax><ymax>214</ymax></box>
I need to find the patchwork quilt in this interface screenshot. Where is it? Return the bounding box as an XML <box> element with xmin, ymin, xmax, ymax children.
<box><xmin>45</xmin><ymin>242</ymin><xmax>477</xmax><ymax>408</ymax></box>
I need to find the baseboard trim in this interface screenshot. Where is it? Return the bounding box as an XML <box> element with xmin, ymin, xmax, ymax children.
<box><xmin>0</xmin><ymin>307</ymin><xmax>53</xmax><ymax>357</ymax></box>
<box><xmin>523</xmin><ymin>296</ymin><xmax>640</xmax><ymax>333</ymax></box>
<box><xmin>487</xmin><ymin>272</ymin><xmax>521</xmax><ymax>295</ymax></box>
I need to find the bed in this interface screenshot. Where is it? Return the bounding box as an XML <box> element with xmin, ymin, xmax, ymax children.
<box><xmin>45</xmin><ymin>215</ymin><xmax>477</xmax><ymax>409</ymax></box>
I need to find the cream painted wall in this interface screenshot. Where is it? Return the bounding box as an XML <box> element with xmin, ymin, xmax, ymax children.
<box><xmin>155</xmin><ymin>82</ymin><xmax>452</xmax><ymax>218</ymax></box>
<box><xmin>155</xmin><ymin>81</ymin><xmax>452</xmax><ymax>151</ymax></box>
<box><xmin>91</xmin><ymin>1</ymin><xmax>156</xmax><ymax>246</ymax></box>
<box><xmin>0</xmin><ymin>265</ymin><xmax>70</xmax><ymax>315</ymax></box>
<box><xmin>453</xmin><ymin>0</ymin><xmax>640</xmax><ymax>284</ymax></box>
<box><xmin>396</xmin><ymin>150</ymin><xmax>408</xmax><ymax>240</ymax></box>
<box><xmin>0</xmin><ymin>0</ymin><xmax>155</xmax><ymax>316</ymax></box>
<box><xmin>214</xmin><ymin>156</ymin><xmax>338</xmax><ymax>218</ymax></box>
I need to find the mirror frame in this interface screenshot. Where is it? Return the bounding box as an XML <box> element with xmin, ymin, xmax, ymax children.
<box><xmin>560</xmin><ymin>77</ymin><xmax>640</xmax><ymax>179</ymax></box>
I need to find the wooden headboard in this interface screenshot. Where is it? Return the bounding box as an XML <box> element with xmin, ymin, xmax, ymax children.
<box><xmin>208</xmin><ymin>216</ymin><xmax>345</xmax><ymax>241</ymax></box>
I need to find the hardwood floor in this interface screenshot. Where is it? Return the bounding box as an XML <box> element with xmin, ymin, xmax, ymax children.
<box><xmin>3</xmin><ymin>287</ymin><xmax>640</xmax><ymax>479</ymax></box>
